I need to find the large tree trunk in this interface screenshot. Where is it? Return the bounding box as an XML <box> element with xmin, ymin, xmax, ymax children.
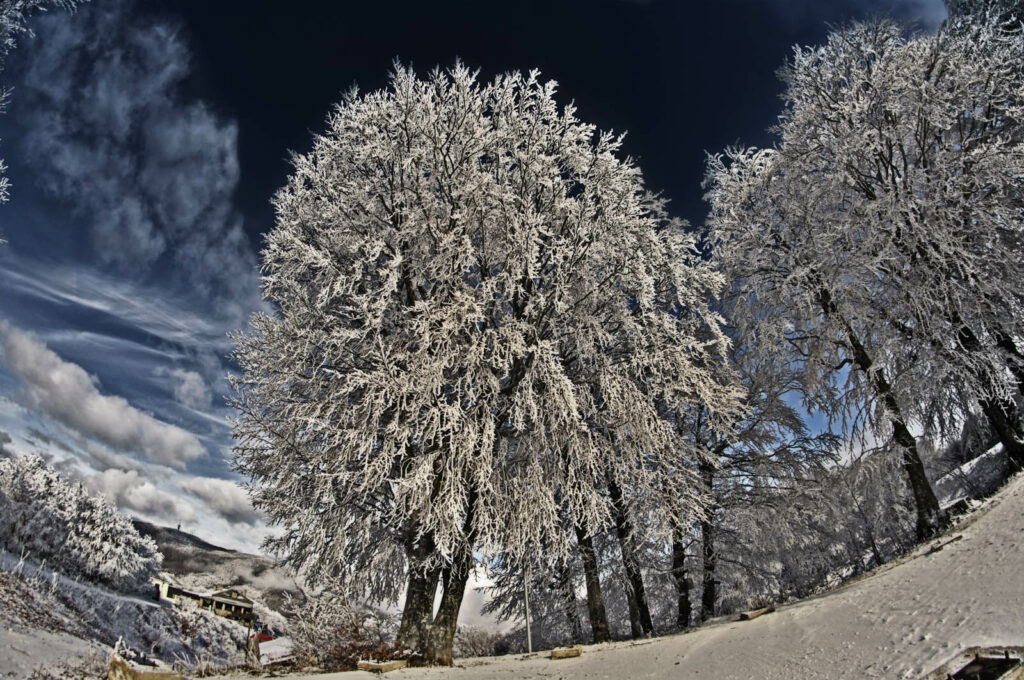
<box><xmin>698</xmin><ymin>460</ymin><xmax>717</xmax><ymax>622</ymax></box>
<box><xmin>671</xmin><ymin>523</ymin><xmax>691</xmax><ymax>629</ymax></box>
<box><xmin>979</xmin><ymin>396</ymin><xmax>1024</xmax><ymax>469</ymax></box>
<box><xmin>419</xmin><ymin>548</ymin><xmax>473</xmax><ymax>666</ymax></box>
<box><xmin>396</xmin><ymin>563</ymin><xmax>439</xmax><ymax>653</ymax></box>
<box><xmin>404</xmin><ymin>486</ymin><xmax>478</xmax><ymax>666</ymax></box>
<box><xmin>396</xmin><ymin>531</ymin><xmax>439</xmax><ymax>654</ymax></box>
<box><xmin>575</xmin><ymin>525</ymin><xmax>611</xmax><ymax>643</ymax></box>
<box><xmin>558</xmin><ymin>562</ymin><xmax>584</xmax><ymax>644</ymax></box>
<box><xmin>818</xmin><ymin>289</ymin><xmax>942</xmax><ymax>541</ymax></box>
<box><xmin>606</xmin><ymin>475</ymin><xmax>653</xmax><ymax>637</ymax></box>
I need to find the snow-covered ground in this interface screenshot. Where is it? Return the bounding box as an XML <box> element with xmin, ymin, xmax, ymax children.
<box><xmin>0</xmin><ymin>550</ymin><xmax>247</xmax><ymax>677</ymax></box>
<box><xmin>239</xmin><ymin>470</ymin><xmax>1024</xmax><ymax>680</ymax></box>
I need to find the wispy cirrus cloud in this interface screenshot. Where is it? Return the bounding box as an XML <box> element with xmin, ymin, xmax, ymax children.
<box><xmin>165</xmin><ymin>369</ymin><xmax>214</xmax><ymax>411</ymax></box>
<box><xmin>0</xmin><ymin>322</ymin><xmax>206</xmax><ymax>469</ymax></box>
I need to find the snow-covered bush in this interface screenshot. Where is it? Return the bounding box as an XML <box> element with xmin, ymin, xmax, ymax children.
<box><xmin>452</xmin><ymin>626</ymin><xmax>503</xmax><ymax>658</ymax></box>
<box><xmin>0</xmin><ymin>455</ymin><xmax>161</xmax><ymax>593</ymax></box>
<box><xmin>713</xmin><ymin>452</ymin><xmax>915</xmax><ymax>613</ymax></box>
<box><xmin>286</xmin><ymin>591</ymin><xmax>399</xmax><ymax>670</ymax></box>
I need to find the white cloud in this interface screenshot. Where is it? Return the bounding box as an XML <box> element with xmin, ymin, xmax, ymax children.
<box><xmin>87</xmin><ymin>468</ymin><xmax>197</xmax><ymax>523</ymax></box>
<box><xmin>0</xmin><ymin>322</ymin><xmax>205</xmax><ymax>468</ymax></box>
<box><xmin>11</xmin><ymin>0</ymin><xmax>261</xmax><ymax>324</ymax></box>
<box><xmin>167</xmin><ymin>368</ymin><xmax>213</xmax><ymax>410</ymax></box>
<box><xmin>180</xmin><ymin>476</ymin><xmax>262</xmax><ymax>526</ymax></box>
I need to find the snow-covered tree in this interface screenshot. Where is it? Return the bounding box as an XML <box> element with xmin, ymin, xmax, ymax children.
<box><xmin>946</xmin><ymin>0</ymin><xmax>1023</xmax><ymax>23</ymax></box>
<box><xmin>706</xmin><ymin>14</ymin><xmax>1024</xmax><ymax>541</ymax></box>
<box><xmin>231</xmin><ymin>63</ymin><xmax>740</xmax><ymax>664</ymax></box>
<box><xmin>0</xmin><ymin>455</ymin><xmax>161</xmax><ymax>592</ymax></box>
<box><xmin>685</xmin><ymin>342</ymin><xmax>837</xmax><ymax>621</ymax></box>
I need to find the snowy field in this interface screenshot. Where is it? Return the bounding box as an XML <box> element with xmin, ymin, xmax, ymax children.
<box><xmin>230</xmin><ymin>471</ymin><xmax>1024</xmax><ymax>680</ymax></box>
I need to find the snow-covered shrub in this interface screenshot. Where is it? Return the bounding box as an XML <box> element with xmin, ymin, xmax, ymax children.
<box><xmin>452</xmin><ymin>626</ymin><xmax>503</xmax><ymax>658</ymax></box>
<box><xmin>0</xmin><ymin>455</ymin><xmax>161</xmax><ymax>593</ymax></box>
<box><xmin>715</xmin><ymin>452</ymin><xmax>915</xmax><ymax>613</ymax></box>
<box><xmin>286</xmin><ymin>591</ymin><xmax>399</xmax><ymax>670</ymax></box>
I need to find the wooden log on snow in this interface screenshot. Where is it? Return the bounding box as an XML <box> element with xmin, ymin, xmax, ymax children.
<box><xmin>357</xmin><ymin>659</ymin><xmax>408</xmax><ymax>673</ymax></box>
<box><xmin>738</xmin><ymin>605</ymin><xmax>776</xmax><ymax>621</ymax></box>
<box><xmin>108</xmin><ymin>654</ymin><xmax>183</xmax><ymax>680</ymax></box>
<box><xmin>925</xmin><ymin>534</ymin><xmax>963</xmax><ymax>555</ymax></box>
<box><xmin>550</xmin><ymin>646</ymin><xmax>583</xmax><ymax>659</ymax></box>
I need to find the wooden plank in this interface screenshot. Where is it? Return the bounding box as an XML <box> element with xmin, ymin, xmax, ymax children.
<box><xmin>738</xmin><ymin>605</ymin><xmax>776</xmax><ymax>621</ymax></box>
<box><xmin>550</xmin><ymin>646</ymin><xmax>582</xmax><ymax>659</ymax></box>
<box><xmin>357</xmin><ymin>659</ymin><xmax>408</xmax><ymax>673</ymax></box>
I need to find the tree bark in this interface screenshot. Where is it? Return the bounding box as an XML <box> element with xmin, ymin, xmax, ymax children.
<box><xmin>606</xmin><ymin>475</ymin><xmax>653</xmax><ymax>637</ymax></box>
<box><xmin>419</xmin><ymin>548</ymin><xmax>473</xmax><ymax>666</ymax></box>
<box><xmin>396</xmin><ymin>565</ymin><xmax>439</xmax><ymax>653</ymax></box>
<box><xmin>817</xmin><ymin>288</ymin><xmax>943</xmax><ymax>542</ymax></box>
<box><xmin>396</xmin><ymin>532</ymin><xmax>440</xmax><ymax>654</ymax></box>
<box><xmin>671</xmin><ymin>523</ymin><xmax>691</xmax><ymax>629</ymax></box>
<box><xmin>575</xmin><ymin>525</ymin><xmax>611</xmax><ymax>643</ymax></box>
<box><xmin>558</xmin><ymin>562</ymin><xmax>584</xmax><ymax>644</ymax></box>
<box><xmin>698</xmin><ymin>460</ymin><xmax>718</xmax><ymax>622</ymax></box>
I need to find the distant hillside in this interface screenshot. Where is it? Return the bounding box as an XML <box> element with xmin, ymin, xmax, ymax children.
<box><xmin>132</xmin><ymin>520</ymin><xmax>305</xmax><ymax>618</ymax></box>
<box><xmin>132</xmin><ymin>519</ymin><xmax>235</xmax><ymax>555</ymax></box>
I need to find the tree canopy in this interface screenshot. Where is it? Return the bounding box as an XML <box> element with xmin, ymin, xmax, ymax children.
<box><xmin>231</xmin><ymin>63</ymin><xmax>740</xmax><ymax>663</ymax></box>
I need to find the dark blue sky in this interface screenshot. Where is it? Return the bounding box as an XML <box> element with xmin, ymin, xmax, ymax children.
<box><xmin>0</xmin><ymin>0</ymin><xmax>947</xmax><ymax>551</ymax></box>
<box><xmin>158</xmin><ymin>0</ymin><xmax>947</xmax><ymax>236</ymax></box>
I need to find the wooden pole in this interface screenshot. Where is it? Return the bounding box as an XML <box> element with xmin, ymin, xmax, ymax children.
<box><xmin>524</xmin><ymin>561</ymin><xmax>533</xmax><ymax>654</ymax></box>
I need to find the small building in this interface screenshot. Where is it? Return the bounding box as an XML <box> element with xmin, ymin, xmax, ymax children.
<box><xmin>200</xmin><ymin>588</ymin><xmax>254</xmax><ymax>625</ymax></box>
<box><xmin>153</xmin><ymin>578</ymin><xmax>255</xmax><ymax>625</ymax></box>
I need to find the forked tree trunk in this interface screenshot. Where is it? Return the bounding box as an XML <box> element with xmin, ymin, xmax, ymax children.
<box><xmin>419</xmin><ymin>548</ymin><xmax>473</xmax><ymax>666</ymax></box>
<box><xmin>698</xmin><ymin>460</ymin><xmax>717</xmax><ymax>621</ymax></box>
<box><xmin>671</xmin><ymin>524</ymin><xmax>691</xmax><ymax>629</ymax></box>
<box><xmin>399</xmin><ymin>486</ymin><xmax>478</xmax><ymax>666</ymax></box>
<box><xmin>818</xmin><ymin>288</ymin><xmax>943</xmax><ymax>542</ymax></box>
<box><xmin>558</xmin><ymin>562</ymin><xmax>584</xmax><ymax>644</ymax></box>
<box><xmin>606</xmin><ymin>475</ymin><xmax>654</xmax><ymax>637</ymax></box>
<box><xmin>575</xmin><ymin>525</ymin><xmax>611</xmax><ymax>643</ymax></box>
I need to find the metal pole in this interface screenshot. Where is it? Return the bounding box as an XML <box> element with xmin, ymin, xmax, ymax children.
<box><xmin>524</xmin><ymin>561</ymin><xmax>533</xmax><ymax>654</ymax></box>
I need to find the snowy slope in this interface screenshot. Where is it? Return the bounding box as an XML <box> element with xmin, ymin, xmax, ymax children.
<box><xmin>246</xmin><ymin>471</ymin><xmax>1024</xmax><ymax>680</ymax></box>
